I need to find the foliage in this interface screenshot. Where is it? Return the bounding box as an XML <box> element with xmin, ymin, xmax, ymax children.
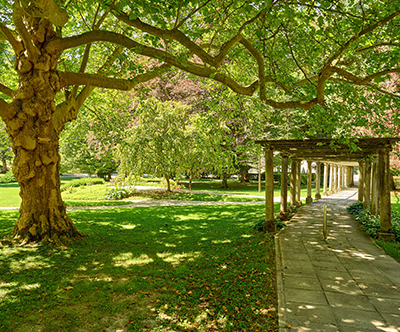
<box><xmin>60</xmin><ymin>90</ymin><xmax>133</xmax><ymax>180</ymax></box>
<box><xmin>0</xmin><ymin>170</ymin><xmax>16</xmax><ymax>183</ymax></box>
<box><xmin>347</xmin><ymin>202</ymin><xmax>364</xmax><ymax>215</ymax></box>
<box><xmin>0</xmin><ymin>205</ymin><xmax>278</xmax><ymax>331</ymax></box>
<box><xmin>105</xmin><ymin>187</ymin><xmax>134</xmax><ymax>200</ymax></box>
<box><xmin>116</xmin><ymin>97</ymin><xmax>236</xmax><ymax>191</ymax></box>
<box><xmin>60</xmin><ymin>177</ymin><xmax>105</xmax><ymax>192</ymax></box>
<box><xmin>348</xmin><ymin>202</ymin><xmax>400</xmax><ymax>242</ymax></box>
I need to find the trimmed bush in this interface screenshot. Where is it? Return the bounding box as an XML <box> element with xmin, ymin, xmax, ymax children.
<box><xmin>0</xmin><ymin>170</ymin><xmax>17</xmax><ymax>183</ymax></box>
<box><xmin>60</xmin><ymin>177</ymin><xmax>105</xmax><ymax>192</ymax></box>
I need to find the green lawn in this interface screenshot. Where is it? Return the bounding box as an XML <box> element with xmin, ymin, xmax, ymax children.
<box><xmin>0</xmin><ymin>204</ymin><xmax>279</xmax><ymax>331</ymax></box>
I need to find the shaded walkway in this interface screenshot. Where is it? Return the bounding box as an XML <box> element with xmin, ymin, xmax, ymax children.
<box><xmin>276</xmin><ymin>188</ymin><xmax>400</xmax><ymax>331</ymax></box>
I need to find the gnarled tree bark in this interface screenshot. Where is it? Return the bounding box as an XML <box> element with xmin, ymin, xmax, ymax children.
<box><xmin>3</xmin><ymin>17</ymin><xmax>82</xmax><ymax>245</ymax></box>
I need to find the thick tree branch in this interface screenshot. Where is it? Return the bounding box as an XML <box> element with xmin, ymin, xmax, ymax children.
<box><xmin>0</xmin><ymin>22</ymin><xmax>23</xmax><ymax>54</ymax></box>
<box><xmin>13</xmin><ymin>2</ymin><xmax>40</xmax><ymax>59</ymax></box>
<box><xmin>59</xmin><ymin>66</ymin><xmax>169</xmax><ymax>90</ymax></box>
<box><xmin>0</xmin><ymin>83</ymin><xmax>15</xmax><ymax>97</ymax></box>
<box><xmin>46</xmin><ymin>30</ymin><xmax>259</xmax><ymax>96</ymax></box>
<box><xmin>19</xmin><ymin>0</ymin><xmax>68</xmax><ymax>26</ymax></box>
<box><xmin>53</xmin><ymin>64</ymin><xmax>171</xmax><ymax>132</ymax></box>
<box><xmin>0</xmin><ymin>97</ymin><xmax>11</xmax><ymax>120</ymax></box>
<box><xmin>331</xmin><ymin>66</ymin><xmax>400</xmax><ymax>85</ymax></box>
<box><xmin>111</xmin><ymin>11</ymin><xmax>218</xmax><ymax>67</ymax></box>
<box><xmin>356</xmin><ymin>42</ymin><xmax>398</xmax><ymax>53</ymax></box>
<box><xmin>323</xmin><ymin>8</ymin><xmax>400</xmax><ymax>70</ymax></box>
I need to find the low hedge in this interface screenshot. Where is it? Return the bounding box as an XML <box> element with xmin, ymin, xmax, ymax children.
<box><xmin>60</xmin><ymin>177</ymin><xmax>105</xmax><ymax>192</ymax></box>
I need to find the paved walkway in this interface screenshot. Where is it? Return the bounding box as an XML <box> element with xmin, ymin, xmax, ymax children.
<box><xmin>276</xmin><ymin>188</ymin><xmax>400</xmax><ymax>331</ymax></box>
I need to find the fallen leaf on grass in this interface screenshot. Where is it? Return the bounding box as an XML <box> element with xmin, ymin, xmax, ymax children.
<box><xmin>65</xmin><ymin>286</ymin><xmax>73</xmax><ymax>291</ymax></box>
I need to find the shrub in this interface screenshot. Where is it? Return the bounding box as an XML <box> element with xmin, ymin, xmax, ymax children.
<box><xmin>348</xmin><ymin>202</ymin><xmax>400</xmax><ymax>241</ymax></box>
<box><xmin>0</xmin><ymin>170</ymin><xmax>17</xmax><ymax>183</ymax></box>
<box><xmin>105</xmin><ymin>187</ymin><xmax>136</xmax><ymax>200</ymax></box>
<box><xmin>60</xmin><ymin>177</ymin><xmax>105</xmax><ymax>192</ymax></box>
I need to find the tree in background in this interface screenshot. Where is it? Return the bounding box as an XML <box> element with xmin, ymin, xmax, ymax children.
<box><xmin>60</xmin><ymin>89</ymin><xmax>132</xmax><ymax>180</ymax></box>
<box><xmin>116</xmin><ymin>97</ymin><xmax>235</xmax><ymax>191</ymax></box>
<box><xmin>1</xmin><ymin>1</ymin><xmax>400</xmax><ymax>243</ymax></box>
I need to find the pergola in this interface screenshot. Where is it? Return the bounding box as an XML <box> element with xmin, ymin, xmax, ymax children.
<box><xmin>255</xmin><ymin>138</ymin><xmax>399</xmax><ymax>241</ymax></box>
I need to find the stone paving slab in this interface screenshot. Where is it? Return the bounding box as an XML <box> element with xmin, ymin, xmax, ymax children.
<box><xmin>276</xmin><ymin>188</ymin><xmax>400</xmax><ymax>331</ymax></box>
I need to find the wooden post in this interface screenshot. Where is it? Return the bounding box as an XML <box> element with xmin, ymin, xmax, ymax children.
<box><xmin>323</xmin><ymin>163</ymin><xmax>328</xmax><ymax>196</ymax></box>
<box><xmin>258</xmin><ymin>155</ymin><xmax>261</xmax><ymax>193</ymax></box>
<box><xmin>296</xmin><ymin>159</ymin><xmax>302</xmax><ymax>207</ymax></box>
<box><xmin>333</xmin><ymin>165</ymin><xmax>338</xmax><ymax>193</ymax></box>
<box><xmin>363</xmin><ymin>159</ymin><xmax>372</xmax><ymax>209</ymax></box>
<box><xmin>290</xmin><ymin>158</ymin><xmax>297</xmax><ymax>209</ymax></box>
<box><xmin>264</xmin><ymin>147</ymin><xmax>276</xmax><ymax>233</ymax></box>
<box><xmin>315</xmin><ymin>162</ymin><xmax>321</xmax><ymax>199</ymax></box>
<box><xmin>350</xmin><ymin>167</ymin><xmax>355</xmax><ymax>186</ymax></box>
<box><xmin>347</xmin><ymin>166</ymin><xmax>352</xmax><ymax>187</ymax></box>
<box><xmin>329</xmin><ymin>164</ymin><xmax>334</xmax><ymax>195</ymax></box>
<box><xmin>358</xmin><ymin>160</ymin><xmax>365</xmax><ymax>202</ymax></box>
<box><xmin>306</xmin><ymin>160</ymin><xmax>313</xmax><ymax>203</ymax></box>
<box><xmin>371</xmin><ymin>157</ymin><xmax>379</xmax><ymax>216</ymax></box>
<box><xmin>338</xmin><ymin>166</ymin><xmax>342</xmax><ymax>191</ymax></box>
<box><xmin>280</xmin><ymin>155</ymin><xmax>289</xmax><ymax>221</ymax></box>
<box><xmin>340</xmin><ymin>167</ymin><xmax>344</xmax><ymax>189</ymax></box>
<box><xmin>378</xmin><ymin>147</ymin><xmax>394</xmax><ymax>240</ymax></box>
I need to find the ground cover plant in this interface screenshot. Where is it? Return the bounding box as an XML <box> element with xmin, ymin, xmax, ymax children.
<box><xmin>347</xmin><ymin>202</ymin><xmax>400</xmax><ymax>262</ymax></box>
<box><xmin>0</xmin><ymin>204</ymin><xmax>278</xmax><ymax>331</ymax></box>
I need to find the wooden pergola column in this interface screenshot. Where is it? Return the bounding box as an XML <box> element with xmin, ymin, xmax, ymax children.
<box><xmin>371</xmin><ymin>157</ymin><xmax>379</xmax><ymax>216</ymax></box>
<box><xmin>296</xmin><ymin>160</ymin><xmax>302</xmax><ymax>207</ymax></box>
<box><xmin>341</xmin><ymin>167</ymin><xmax>344</xmax><ymax>189</ymax></box>
<box><xmin>378</xmin><ymin>147</ymin><xmax>394</xmax><ymax>240</ymax></box>
<box><xmin>279</xmin><ymin>155</ymin><xmax>289</xmax><ymax>221</ymax></box>
<box><xmin>329</xmin><ymin>164</ymin><xmax>334</xmax><ymax>195</ymax></box>
<box><xmin>358</xmin><ymin>160</ymin><xmax>365</xmax><ymax>202</ymax></box>
<box><xmin>333</xmin><ymin>165</ymin><xmax>338</xmax><ymax>192</ymax></box>
<box><xmin>346</xmin><ymin>166</ymin><xmax>352</xmax><ymax>187</ymax></box>
<box><xmin>323</xmin><ymin>163</ymin><xmax>329</xmax><ymax>196</ymax></box>
<box><xmin>306</xmin><ymin>160</ymin><xmax>313</xmax><ymax>204</ymax></box>
<box><xmin>290</xmin><ymin>158</ymin><xmax>298</xmax><ymax>209</ymax></box>
<box><xmin>315</xmin><ymin>162</ymin><xmax>321</xmax><ymax>199</ymax></box>
<box><xmin>350</xmin><ymin>167</ymin><xmax>355</xmax><ymax>186</ymax></box>
<box><xmin>264</xmin><ymin>147</ymin><xmax>276</xmax><ymax>233</ymax></box>
<box><xmin>363</xmin><ymin>159</ymin><xmax>372</xmax><ymax>209</ymax></box>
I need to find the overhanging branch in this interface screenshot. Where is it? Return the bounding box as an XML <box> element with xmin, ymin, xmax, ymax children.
<box><xmin>323</xmin><ymin>8</ymin><xmax>400</xmax><ymax>70</ymax></box>
<box><xmin>0</xmin><ymin>97</ymin><xmax>11</xmax><ymax>120</ymax></box>
<box><xmin>0</xmin><ymin>22</ymin><xmax>23</xmax><ymax>54</ymax></box>
<box><xmin>0</xmin><ymin>83</ymin><xmax>15</xmax><ymax>98</ymax></box>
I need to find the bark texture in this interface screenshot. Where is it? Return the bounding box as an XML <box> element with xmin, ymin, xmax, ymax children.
<box><xmin>3</xmin><ymin>18</ymin><xmax>82</xmax><ymax>245</ymax></box>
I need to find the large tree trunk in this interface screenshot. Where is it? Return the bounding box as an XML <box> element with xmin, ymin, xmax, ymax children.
<box><xmin>165</xmin><ymin>174</ymin><xmax>171</xmax><ymax>192</ymax></box>
<box><xmin>3</xmin><ymin>17</ymin><xmax>82</xmax><ymax>245</ymax></box>
<box><xmin>221</xmin><ymin>172</ymin><xmax>229</xmax><ymax>189</ymax></box>
<box><xmin>189</xmin><ymin>171</ymin><xmax>193</xmax><ymax>191</ymax></box>
<box><xmin>240</xmin><ymin>169</ymin><xmax>250</xmax><ymax>183</ymax></box>
<box><xmin>2</xmin><ymin>158</ymin><xmax>7</xmax><ymax>172</ymax></box>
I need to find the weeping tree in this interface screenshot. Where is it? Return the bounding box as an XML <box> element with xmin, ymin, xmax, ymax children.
<box><xmin>0</xmin><ymin>0</ymin><xmax>400</xmax><ymax>244</ymax></box>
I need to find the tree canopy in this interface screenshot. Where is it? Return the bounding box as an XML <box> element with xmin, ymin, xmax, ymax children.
<box><xmin>1</xmin><ymin>0</ymin><xmax>400</xmax><ymax>244</ymax></box>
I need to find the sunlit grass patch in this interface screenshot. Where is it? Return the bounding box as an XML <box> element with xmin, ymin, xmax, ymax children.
<box><xmin>0</xmin><ymin>204</ymin><xmax>278</xmax><ymax>331</ymax></box>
